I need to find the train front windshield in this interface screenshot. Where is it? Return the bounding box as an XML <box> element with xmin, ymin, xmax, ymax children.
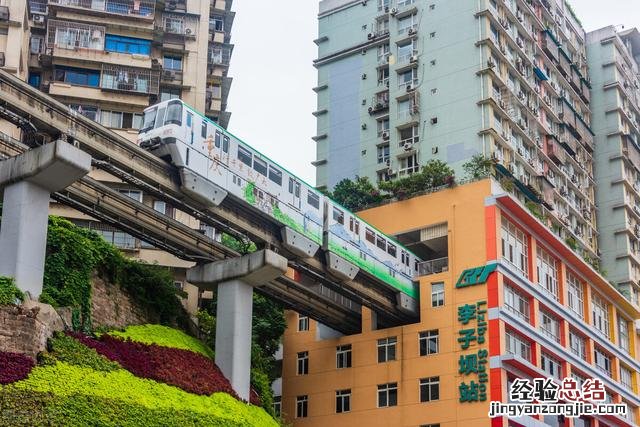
<box><xmin>139</xmin><ymin>101</ymin><xmax>183</xmax><ymax>134</ymax></box>
<box><xmin>140</xmin><ymin>107</ymin><xmax>157</xmax><ymax>133</ymax></box>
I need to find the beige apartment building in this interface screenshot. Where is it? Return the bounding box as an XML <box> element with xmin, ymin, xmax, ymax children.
<box><xmin>0</xmin><ymin>0</ymin><xmax>236</xmax><ymax>315</ymax></box>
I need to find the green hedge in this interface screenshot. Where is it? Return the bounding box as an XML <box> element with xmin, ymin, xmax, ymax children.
<box><xmin>108</xmin><ymin>324</ymin><xmax>213</xmax><ymax>359</ymax></box>
<box><xmin>40</xmin><ymin>332</ymin><xmax>120</xmax><ymax>372</ymax></box>
<box><xmin>0</xmin><ymin>276</ymin><xmax>24</xmax><ymax>306</ymax></box>
<box><xmin>6</xmin><ymin>362</ymin><xmax>277</xmax><ymax>427</ymax></box>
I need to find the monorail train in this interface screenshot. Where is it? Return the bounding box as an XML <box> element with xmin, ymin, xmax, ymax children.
<box><xmin>137</xmin><ymin>99</ymin><xmax>420</xmax><ymax>301</ymax></box>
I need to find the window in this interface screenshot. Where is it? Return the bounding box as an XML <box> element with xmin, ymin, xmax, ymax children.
<box><xmin>501</xmin><ymin>217</ymin><xmax>528</xmax><ymax>275</ymax></box>
<box><xmin>297</xmin><ymin>351</ymin><xmax>309</xmax><ymax>375</ymax></box>
<box><xmin>541</xmin><ymin>352</ymin><xmax>562</xmax><ymax>380</ymax></box>
<box><xmin>377</xmin><ymin>118</ymin><xmax>390</xmax><ymax>136</ymax></box>
<box><xmin>298</xmin><ymin>314</ymin><xmax>309</xmax><ymax>331</ymax></box>
<box><xmin>539</xmin><ymin>310</ymin><xmax>560</xmax><ymax>343</ymax></box>
<box><xmin>618</xmin><ymin>315</ymin><xmax>630</xmax><ymax>352</ymax></box>
<box><xmin>201</xmin><ymin>121</ymin><xmax>208</xmax><ymax>138</ymax></box>
<box><xmin>431</xmin><ymin>282</ymin><xmax>444</xmax><ymax>307</ymax></box>
<box><xmin>569</xmin><ymin>330</ymin><xmax>586</xmax><ymax>361</ymax></box>
<box><xmin>333</xmin><ymin>207</ymin><xmax>344</xmax><ymax>225</ymax></box>
<box><xmin>153</xmin><ymin>200</ymin><xmax>174</xmax><ymax>218</ymax></box>
<box><xmin>419</xmin><ymin>330</ymin><xmax>438</xmax><ymax>356</ymax></box>
<box><xmin>387</xmin><ymin>243</ymin><xmax>396</xmax><ymax>257</ymax></box>
<box><xmin>537</xmin><ymin>246</ymin><xmax>558</xmax><ymax>299</ymax></box>
<box><xmin>376</xmin><ymin>234</ymin><xmax>387</xmax><ymax>251</ymax></box>
<box><xmin>163</xmin><ymin>55</ymin><xmax>182</xmax><ymax>71</ymax></box>
<box><xmin>105</xmin><ymin>34</ymin><xmax>151</xmax><ymax>55</ymax></box>
<box><xmin>141</xmin><ymin>107</ymin><xmax>156</xmax><ymax>132</ymax></box>
<box><xmin>336</xmin><ymin>344</ymin><xmax>352</xmax><ymax>369</ymax></box>
<box><xmin>118</xmin><ymin>189</ymin><xmax>142</xmax><ymax>202</ymax></box>
<box><xmin>268</xmin><ymin>166</ymin><xmax>282</xmax><ymax>186</ymax></box>
<box><xmin>377</xmin><ymin>144</ymin><xmax>390</xmax><ymax>163</ymax></box>
<box><xmin>365</xmin><ymin>228</ymin><xmax>375</xmax><ymax>243</ymax></box>
<box><xmin>210</xmin><ymin>15</ymin><xmax>224</xmax><ymax>32</ymax></box>
<box><xmin>53</xmin><ymin>66</ymin><xmax>100</xmax><ymax>87</ymax></box>
<box><xmin>419</xmin><ymin>377</ymin><xmax>439</xmax><ymax>402</ymax></box>
<box><xmin>237</xmin><ymin>145</ymin><xmax>252</xmax><ymax>167</ymax></box>
<box><xmin>397</xmin><ymin>14</ymin><xmax>417</xmax><ymax>35</ymax></box>
<box><xmin>296</xmin><ymin>395</ymin><xmax>308</xmax><ymax>418</ymax></box>
<box><xmin>164</xmin><ymin>16</ymin><xmax>184</xmax><ymax>33</ymax></box>
<box><xmin>504</xmin><ymin>284</ymin><xmax>530</xmax><ymax>322</ymax></box>
<box><xmin>567</xmin><ymin>272</ymin><xmax>584</xmax><ymax>318</ymax></box>
<box><xmin>335</xmin><ymin>389</ymin><xmax>351</xmax><ymax>413</ymax></box>
<box><xmin>377</xmin><ymin>383</ymin><xmax>398</xmax><ymax>407</ymax></box>
<box><xmin>307</xmin><ymin>192</ymin><xmax>320</xmax><ymax>210</ymax></box>
<box><xmin>54</xmin><ymin>25</ymin><xmax>103</xmax><ymax>50</ymax></box>
<box><xmin>28</xmin><ymin>72</ymin><xmax>41</xmax><ymax>89</ymax></box>
<box><xmin>164</xmin><ymin>101</ymin><xmax>182</xmax><ymax>126</ymax></box>
<box><xmin>273</xmin><ymin>396</ymin><xmax>281</xmax><ymax>417</ymax></box>
<box><xmin>223</xmin><ymin>135</ymin><xmax>230</xmax><ymax>153</ymax></box>
<box><xmin>30</xmin><ymin>35</ymin><xmax>45</xmax><ymax>53</ymax></box>
<box><xmin>591</xmin><ymin>293</ymin><xmax>610</xmax><ymax>338</ymax></box>
<box><xmin>253</xmin><ymin>157</ymin><xmax>267</xmax><ymax>176</ymax></box>
<box><xmin>159</xmin><ymin>87</ymin><xmax>181</xmax><ymax>102</ymax></box>
<box><xmin>377</xmin><ymin>337</ymin><xmax>397</xmax><ymax>363</ymax></box>
<box><xmin>349</xmin><ymin>217</ymin><xmax>360</xmax><ymax>235</ymax></box>
<box><xmin>68</xmin><ymin>104</ymin><xmax>99</xmax><ymax>121</ymax></box>
<box><xmin>620</xmin><ymin>366</ymin><xmax>632</xmax><ymax>390</ymax></box>
<box><xmin>594</xmin><ymin>348</ymin><xmax>612</xmax><ymax>377</ymax></box>
<box><xmin>505</xmin><ymin>331</ymin><xmax>531</xmax><ymax>361</ymax></box>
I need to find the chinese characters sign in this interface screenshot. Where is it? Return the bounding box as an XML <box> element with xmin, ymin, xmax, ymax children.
<box><xmin>457</xmin><ymin>301</ymin><xmax>488</xmax><ymax>403</ymax></box>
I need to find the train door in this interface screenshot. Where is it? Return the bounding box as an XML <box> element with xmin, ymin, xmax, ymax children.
<box><xmin>288</xmin><ymin>177</ymin><xmax>301</xmax><ymax>210</ymax></box>
<box><xmin>186</xmin><ymin>112</ymin><xmax>194</xmax><ymax>145</ymax></box>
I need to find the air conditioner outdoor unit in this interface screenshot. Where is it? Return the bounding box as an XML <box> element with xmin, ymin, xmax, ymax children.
<box><xmin>185</xmin><ymin>28</ymin><xmax>192</xmax><ymax>35</ymax></box>
<box><xmin>382</xmin><ymin>131</ymin><xmax>390</xmax><ymax>140</ymax></box>
<box><xmin>408</xmin><ymin>28</ymin><xmax>417</xmax><ymax>35</ymax></box>
<box><xmin>368</xmin><ymin>33</ymin><xmax>375</xmax><ymax>40</ymax></box>
<box><xmin>33</xmin><ymin>15</ymin><xmax>45</xmax><ymax>24</ymax></box>
<box><xmin>390</xmin><ymin>7</ymin><xmax>397</xmax><ymax>15</ymax></box>
<box><xmin>406</xmin><ymin>84</ymin><xmax>412</xmax><ymax>92</ymax></box>
<box><xmin>410</xmin><ymin>55</ymin><xmax>418</xmax><ymax>63</ymax></box>
<box><xmin>403</xmin><ymin>141</ymin><xmax>414</xmax><ymax>151</ymax></box>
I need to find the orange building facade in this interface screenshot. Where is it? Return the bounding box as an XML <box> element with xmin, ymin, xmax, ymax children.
<box><xmin>280</xmin><ymin>179</ymin><xmax>640</xmax><ymax>427</ymax></box>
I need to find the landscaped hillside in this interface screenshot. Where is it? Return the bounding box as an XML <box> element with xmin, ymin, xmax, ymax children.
<box><xmin>0</xmin><ymin>325</ymin><xmax>278</xmax><ymax>426</ymax></box>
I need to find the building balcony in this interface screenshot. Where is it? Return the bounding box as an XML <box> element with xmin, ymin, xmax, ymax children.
<box><xmin>29</xmin><ymin>0</ymin><xmax>48</xmax><ymax>14</ymax></box>
<box><xmin>541</xmin><ymin>30</ymin><xmax>559</xmax><ymax>62</ymax></box>
<box><xmin>100</xmin><ymin>64</ymin><xmax>159</xmax><ymax>95</ymax></box>
<box><xmin>48</xmin><ymin>0</ymin><xmax>156</xmax><ymax>20</ymax></box>
<box><xmin>546</xmin><ymin>136</ymin><xmax>565</xmax><ymax>165</ymax></box>
<box><xmin>416</xmin><ymin>257</ymin><xmax>448</xmax><ymax>276</ymax></box>
<box><xmin>47</xmin><ymin>81</ymin><xmax>150</xmax><ymax>106</ymax></box>
<box><xmin>155</xmin><ymin>13</ymin><xmax>198</xmax><ymax>39</ymax></box>
<box><xmin>51</xmin><ymin>46</ymin><xmax>152</xmax><ymax>69</ymax></box>
<box><xmin>207</xmin><ymin>45</ymin><xmax>232</xmax><ymax>67</ymax></box>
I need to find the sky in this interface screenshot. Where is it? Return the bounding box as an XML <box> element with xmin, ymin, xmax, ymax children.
<box><xmin>226</xmin><ymin>1</ymin><xmax>640</xmax><ymax>186</ymax></box>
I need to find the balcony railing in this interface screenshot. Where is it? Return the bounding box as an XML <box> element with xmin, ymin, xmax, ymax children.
<box><xmin>208</xmin><ymin>46</ymin><xmax>231</xmax><ymax>66</ymax></box>
<box><xmin>417</xmin><ymin>257</ymin><xmax>449</xmax><ymax>276</ymax></box>
<box><xmin>29</xmin><ymin>0</ymin><xmax>48</xmax><ymax>13</ymax></box>
<box><xmin>47</xmin><ymin>20</ymin><xmax>105</xmax><ymax>50</ymax></box>
<box><xmin>159</xmin><ymin>12</ymin><xmax>198</xmax><ymax>37</ymax></box>
<box><xmin>100</xmin><ymin>64</ymin><xmax>159</xmax><ymax>95</ymax></box>
<box><xmin>49</xmin><ymin>0</ymin><xmax>156</xmax><ymax>19</ymax></box>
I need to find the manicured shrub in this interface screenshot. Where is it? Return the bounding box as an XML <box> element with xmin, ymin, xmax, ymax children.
<box><xmin>0</xmin><ymin>351</ymin><xmax>35</xmax><ymax>384</ymax></box>
<box><xmin>0</xmin><ymin>276</ymin><xmax>24</xmax><ymax>306</ymax></box>
<box><xmin>108</xmin><ymin>324</ymin><xmax>214</xmax><ymax>359</ymax></box>
<box><xmin>40</xmin><ymin>332</ymin><xmax>120</xmax><ymax>372</ymax></box>
<box><xmin>68</xmin><ymin>332</ymin><xmax>237</xmax><ymax>398</ymax></box>
<box><xmin>6</xmin><ymin>362</ymin><xmax>277</xmax><ymax>426</ymax></box>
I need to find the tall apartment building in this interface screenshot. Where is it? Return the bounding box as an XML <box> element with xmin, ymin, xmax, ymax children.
<box><xmin>281</xmin><ymin>179</ymin><xmax>640</xmax><ymax>427</ymax></box>
<box><xmin>0</xmin><ymin>0</ymin><xmax>236</xmax><ymax>314</ymax></box>
<box><xmin>314</xmin><ymin>0</ymin><xmax>598</xmax><ymax>261</ymax></box>
<box><xmin>587</xmin><ymin>27</ymin><xmax>640</xmax><ymax>307</ymax></box>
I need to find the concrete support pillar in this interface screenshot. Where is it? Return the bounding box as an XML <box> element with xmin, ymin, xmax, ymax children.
<box><xmin>0</xmin><ymin>141</ymin><xmax>91</xmax><ymax>297</ymax></box>
<box><xmin>188</xmin><ymin>249</ymin><xmax>287</xmax><ymax>401</ymax></box>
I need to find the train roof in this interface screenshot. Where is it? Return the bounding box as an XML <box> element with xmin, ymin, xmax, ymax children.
<box><xmin>147</xmin><ymin>99</ymin><xmax>422</xmax><ymax>262</ymax></box>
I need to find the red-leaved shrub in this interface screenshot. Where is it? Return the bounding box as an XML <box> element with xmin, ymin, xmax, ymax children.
<box><xmin>0</xmin><ymin>351</ymin><xmax>34</xmax><ymax>384</ymax></box>
<box><xmin>67</xmin><ymin>332</ymin><xmax>238</xmax><ymax>399</ymax></box>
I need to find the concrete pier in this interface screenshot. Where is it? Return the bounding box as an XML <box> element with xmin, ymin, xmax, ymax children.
<box><xmin>0</xmin><ymin>140</ymin><xmax>91</xmax><ymax>297</ymax></box>
<box><xmin>188</xmin><ymin>249</ymin><xmax>287</xmax><ymax>400</ymax></box>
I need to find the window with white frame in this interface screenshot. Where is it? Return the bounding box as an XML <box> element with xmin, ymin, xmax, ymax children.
<box><xmin>536</xmin><ymin>246</ymin><xmax>558</xmax><ymax>299</ymax></box>
<box><xmin>620</xmin><ymin>366</ymin><xmax>633</xmax><ymax>391</ymax></box>
<box><xmin>296</xmin><ymin>395</ymin><xmax>308</xmax><ymax>418</ymax></box>
<box><xmin>397</xmin><ymin>14</ymin><xmax>417</xmax><ymax>35</ymax></box>
<box><xmin>539</xmin><ymin>310</ymin><xmax>560</xmax><ymax>343</ymax></box>
<box><xmin>594</xmin><ymin>348</ymin><xmax>612</xmax><ymax>377</ymax></box>
<box><xmin>377</xmin><ymin>337</ymin><xmax>397</xmax><ymax>363</ymax></box>
<box><xmin>377</xmin><ymin>382</ymin><xmax>398</xmax><ymax>407</ymax></box>
<box><xmin>431</xmin><ymin>282</ymin><xmax>444</xmax><ymax>307</ymax></box>
<box><xmin>501</xmin><ymin>217</ymin><xmax>528</xmax><ymax>275</ymax></box>
<box><xmin>566</xmin><ymin>272</ymin><xmax>584</xmax><ymax>319</ymax></box>
<box><xmin>335</xmin><ymin>389</ymin><xmax>351</xmax><ymax>413</ymax></box>
<box><xmin>336</xmin><ymin>344</ymin><xmax>352</xmax><ymax>369</ymax></box>
<box><xmin>618</xmin><ymin>315</ymin><xmax>630</xmax><ymax>353</ymax></box>
<box><xmin>377</xmin><ymin>44</ymin><xmax>390</xmax><ymax>62</ymax></box>
<box><xmin>419</xmin><ymin>377</ymin><xmax>439</xmax><ymax>402</ymax></box>
<box><xmin>505</xmin><ymin>331</ymin><xmax>531</xmax><ymax>361</ymax></box>
<box><xmin>298</xmin><ymin>314</ymin><xmax>309</xmax><ymax>331</ymax></box>
<box><xmin>377</xmin><ymin>144</ymin><xmax>390</xmax><ymax>164</ymax></box>
<box><xmin>419</xmin><ymin>330</ymin><xmax>438</xmax><ymax>356</ymax></box>
<box><xmin>273</xmin><ymin>395</ymin><xmax>281</xmax><ymax>417</ymax></box>
<box><xmin>503</xmin><ymin>284</ymin><xmax>530</xmax><ymax>322</ymax></box>
<box><xmin>377</xmin><ymin>118</ymin><xmax>390</xmax><ymax>136</ymax></box>
<box><xmin>399</xmin><ymin>153</ymin><xmax>419</xmax><ymax>176</ymax></box>
<box><xmin>591</xmin><ymin>293</ymin><xmax>610</xmax><ymax>338</ymax></box>
<box><xmin>569</xmin><ymin>330</ymin><xmax>586</xmax><ymax>361</ymax></box>
<box><xmin>541</xmin><ymin>352</ymin><xmax>562</xmax><ymax>380</ymax></box>
<box><xmin>297</xmin><ymin>351</ymin><xmax>309</xmax><ymax>375</ymax></box>
<box><xmin>118</xmin><ymin>189</ymin><xmax>142</xmax><ymax>202</ymax></box>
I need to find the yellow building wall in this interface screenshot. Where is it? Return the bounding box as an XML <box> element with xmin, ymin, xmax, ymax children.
<box><xmin>282</xmin><ymin>180</ymin><xmax>495</xmax><ymax>426</ymax></box>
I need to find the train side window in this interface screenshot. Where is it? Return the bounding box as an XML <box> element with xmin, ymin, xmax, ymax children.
<box><xmin>223</xmin><ymin>136</ymin><xmax>230</xmax><ymax>153</ymax></box>
<box><xmin>288</xmin><ymin>178</ymin><xmax>294</xmax><ymax>194</ymax></box>
<box><xmin>401</xmin><ymin>251</ymin><xmax>406</xmax><ymax>265</ymax></box>
<box><xmin>295</xmin><ymin>182</ymin><xmax>300</xmax><ymax>198</ymax></box>
<box><xmin>333</xmin><ymin>207</ymin><xmax>344</xmax><ymax>225</ymax></box>
<box><xmin>376</xmin><ymin>235</ymin><xmax>386</xmax><ymax>251</ymax></box>
<box><xmin>349</xmin><ymin>217</ymin><xmax>360</xmax><ymax>234</ymax></box>
<box><xmin>201</xmin><ymin>121</ymin><xmax>207</xmax><ymax>138</ymax></box>
<box><xmin>268</xmin><ymin>166</ymin><xmax>282</xmax><ymax>185</ymax></box>
<box><xmin>387</xmin><ymin>243</ymin><xmax>397</xmax><ymax>257</ymax></box>
<box><xmin>307</xmin><ymin>192</ymin><xmax>319</xmax><ymax>209</ymax></box>
<box><xmin>237</xmin><ymin>145</ymin><xmax>252</xmax><ymax>166</ymax></box>
<box><xmin>214</xmin><ymin>131</ymin><xmax>221</xmax><ymax>148</ymax></box>
<box><xmin>414</xmin><ymin>259</ymin><xmax>419</xmax><ymax>272</ymax></box>
<box><xmin>253</xmin><ymin>157</ymin><xmax>267</xmax><ymax>176</ymax></box>
<box><xmin>154</xmin><ymin>107</ymin><xmax>166</xmax><ymax>129</ymax></box>
<box><xmin>186</xmin><ymin>112</ymin><xmax>193</xmax><ymax>128</ymax></box>
<box><xmin>401</xmin><ymin>251</ymin><xmax>409</xmax><ymax>266</ymax></box>
<box><xmin>365</xmin><ymin>228</ymin><xmax>375</xmax><ymax>244</ymax></box>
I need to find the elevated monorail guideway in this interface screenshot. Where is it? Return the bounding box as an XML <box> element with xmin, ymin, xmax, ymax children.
<box><xmin>0</xmin><ymin>68</ymin><xmax>420</xmax><ymax>330</ymax></box>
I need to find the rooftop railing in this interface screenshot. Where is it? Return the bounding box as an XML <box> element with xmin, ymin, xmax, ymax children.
<box><xmin>49</xmin><ymin>0</ymin><xmax>155</xmax><ymax>19</ymax></box>
<box><xmin>417</xmin><ymin>257</ymin><xmax>448</xmax><ymax>276</ymax></box>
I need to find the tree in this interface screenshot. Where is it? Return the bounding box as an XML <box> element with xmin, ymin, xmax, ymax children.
<box><xmin>328</xmin><ymin>176</ymin><xmax>386</xmax><ymax>211</ymax></box>
<box><xmin>462</xmin><ymin>154</ymin><xmax>494</xmax><ymax>180</ymax></box>
<box><xmin>379</xmin><ymin>159</ymin><xmax>455</xmax><ymax>199</ymax></box>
